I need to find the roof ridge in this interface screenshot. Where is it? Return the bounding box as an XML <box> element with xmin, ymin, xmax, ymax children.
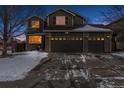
<box><xmin>26</xmin><ymin>15</ymin><xmax>44</xmax><ymax>21</ymax></box>
<box><xmin>47</xmin><ymin>8</ymin><xmax>76</xmax><ymax>16</ymax></box>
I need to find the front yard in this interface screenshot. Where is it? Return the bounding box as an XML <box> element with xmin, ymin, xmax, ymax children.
<box><xmin>0</xmin><ymin>51</ymin><xmax>124</xmax><ymax>88</ymax></box>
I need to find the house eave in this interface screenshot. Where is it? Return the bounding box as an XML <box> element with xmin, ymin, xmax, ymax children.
<box><xmin>44</xmin><ymin>30</ymin><xmax>112</xmax><ymax>33</ymax></box>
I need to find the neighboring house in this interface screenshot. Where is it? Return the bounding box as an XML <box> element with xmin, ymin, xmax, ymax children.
<box><xmin>106</xmin><ymin>17</ymin><xmax>124</xmax><ymax>51</ymax></box>
<box><xmin>44</xmin><ymin>9</ymin><xmax>112</xmax><ymax>53</ymax></box>
<box><xmin>13</xmin><ymin>39</ymin><xmax>26</xmax><ymax>52</ymax></box>
<box><xmin>26</xmin><ymin>16</ymin><xmax>45</xmax><ymax>50</ymax></box>
<box><xmin>0</xmin><ymin>39</ymin><xmax>25</xmax><ymax>52</ymax></box>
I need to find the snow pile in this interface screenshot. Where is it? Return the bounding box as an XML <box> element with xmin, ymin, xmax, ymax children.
<box><xmin>112</xmin><ymin>52</ymin><xmax>124</xmax><ymax>58</ymax></box>
<box><xmin>80</xmin><ymin>55</ymin><xmax>86</xmax><ymax>63</ymax></box>
<box><xmin>64</xmin><ymin>69</ymin><xmax>89</xmax><ymax>80</ymax></box>
<box><xmin>100</xmin><ymin>55</ymin><xmax>113</xmax><ymax>59</ymax></box>
<box><xmin>99</xmin><ymin>79</ymin><xmax>114</xmax><ymax>88</ymax></box>
<box><xmin>97</xmin><ymin>76</ymin><xmax>124</xmax><ymax>80</ymax></box>
<box><xmin>0</xmin><ymin>51</ymin><xmax>48</xmax><ymax>81</ymax></box>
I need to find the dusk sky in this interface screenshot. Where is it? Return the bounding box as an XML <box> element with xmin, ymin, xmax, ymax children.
<box><xmin>17</xmin><ymin>5</ymin><xmax>124</xmax><ymax>41</ymax></box>
<box><xmin>43</xmin><ymin>5</ymin><xmax>124</xmax><ymax>24</ymax></box>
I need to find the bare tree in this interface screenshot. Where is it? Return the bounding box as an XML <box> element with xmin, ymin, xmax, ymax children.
<box><xmin>101</xmin><ymin>6</ymin><xmax>124</xmax><ymax>24</ymax></box>
<box><xmin>0</xmin><ymin>5</ymin><xmax>46</xmax><ymax>56</ymax></box>
<box><xmin>100</xmin><ymin>6</ymin><xmax>124</xmax><ymax>50</ymax></box>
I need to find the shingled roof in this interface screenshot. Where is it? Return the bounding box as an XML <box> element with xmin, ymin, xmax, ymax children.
<box><xmin>72</xmin><ymin>25</ymin><xmax>112</xmax><ymax>32</ymax></box>
<box><xmin>44</xmin><ymin>25</ymin><xmax>112</xmax><ymax>32</ymax></box>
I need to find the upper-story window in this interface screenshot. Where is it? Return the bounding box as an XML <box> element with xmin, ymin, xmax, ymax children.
<box><xmin>31</xmin><ymin>20</ymin><xmax>40</xmax><ymax>28</ymax></box>
<box><xmin>56</xmin><ymin>16</ymin><xmax>66</xmax><ymax>25</ymax></box>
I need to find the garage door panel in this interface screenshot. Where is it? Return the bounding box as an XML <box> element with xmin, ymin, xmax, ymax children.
<box><xmin>88</xmin><ymin>40</ymin><xmax>104</xmax><ymax>52</ymax></box>
<box><xmin>51</xmin><ymin>40</ymin><xmax>83</xmax><ymax>52</ymax></box>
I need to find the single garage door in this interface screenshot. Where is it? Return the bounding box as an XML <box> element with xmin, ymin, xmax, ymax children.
<box><xmin>88</xmin><ymin>40</ymin><xmax>104</xmax><ymax>53</ymax></box>
<box><xmin>51</xmin><ymin>39</ymin><xmax>83</xmax><ymax>52</ymax></box>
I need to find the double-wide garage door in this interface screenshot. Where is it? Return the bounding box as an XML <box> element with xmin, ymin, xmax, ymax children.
<box><xmin>51</xmin><ymin>40</ymin><xmax>83</xmax><ymax>52</ymax></box>
<box><xmin>50</xmin><ymin>39</ymin><xmax>104</xmax><ymax>53</ymax></box>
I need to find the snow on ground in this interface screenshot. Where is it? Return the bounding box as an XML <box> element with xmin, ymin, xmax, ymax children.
<box><xmin>112</xmin><ymin>52</ymin><xmax>124</xmax><ymax>58</ymax></box>
<box><xmin>80</xmin><ymin>55</ymin><xmax>86</xmax><ymax>63</ymax></box>
<box><xmin>0</xmin><ymin>51</ymin><xmax>48</xmax><ymax>81</ymax></box>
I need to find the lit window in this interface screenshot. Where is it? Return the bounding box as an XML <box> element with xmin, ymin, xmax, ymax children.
<box><xmin>101</xmin><ymin>37</ymin><xmax>104</xmax><ymax>41</ymax></box>
<box><xmin>97</xmin><ymin>37</ymin><xmax>100</xmax><ymax>41</ymax></box>
<box><xmin>93</xmin><ymin>37</ymin><xmax>96</xmax><ymax>40</ymax></box>
<box><xmin>80</xmin><ymin>38</ymin><xmax>83</xmax><ymax>40</ymax></box>
<box><xmin>56</xmin><ymin>16</ymin><xmax>66</xmax><ymax>25</ymax></box>
<box><xmin>31</xmin><ymin>20</ymin><xmax>40</xmax><ymax>28</ymax></box>
<box><xmin>72</xmin><ymin>37</ymin><xmax>75</xmax><ymax>40</ymax></box>
<box><xmin>63</xmin><ymin>38</ymin><xmax>66</xmax><ymax>40</ymax></box>
<box><xmin>88</xmin><ymin>38</ymin><xmax>92</xmax><ymax>40</ymax></box>
<box><xmin>55</xmin><ymin>37</ymin><xmax>58</xmax><ymax>40</ymax></box>
<box><xmin>51</xmin><ymin>38</ymin><xmax>54</xmax><ymax>40</ymax></box>
<box><xmin>76</xmin><ymin>38</ymin><xmax>79</xmax><ymax>40</ymax></box>
<box><xmin>28</xmin><ymin>36</ymin><xmax>42</xmax><ymax>44</ymax></box>
<box><xmin>59</xmin><ymin>38</ymin><xmax>62</xmax><ymax>40</ymax></box>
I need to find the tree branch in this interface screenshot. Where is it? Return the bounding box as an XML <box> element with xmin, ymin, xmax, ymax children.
<box><xmin>13</xmin><ymin>32</ymin><xmax>25</xmax><ymax>37</ymax></box>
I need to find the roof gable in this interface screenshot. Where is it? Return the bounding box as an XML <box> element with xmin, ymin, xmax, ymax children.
<box><xmin>27</xmin><ymin>16</ymin><xmax>44</xmax><ymax>21</ymax></box>
<box><xmin>65</xmin><ymin>9</ymin><xmax>84</xmax><ymax>19</ymax></box>
<box><xmin>47</xmin><ymin>9</ymin><xmax>76</xmax><ymax>16</ymax></box>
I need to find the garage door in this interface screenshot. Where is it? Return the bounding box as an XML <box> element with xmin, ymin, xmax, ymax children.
<box><xmin>51</xmin><ymin>38</ymin><xmax>83</xmax><ymax>52</ymax></box>
<box><xmin>88</xmin><ymin>40</ymin><xmax>104</xmax><ymax>52</ymax></box>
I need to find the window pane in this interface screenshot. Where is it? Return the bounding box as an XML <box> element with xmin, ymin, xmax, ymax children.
<box><xmin>29</xmin><ymin>36</ymin><xmax>42</xmax><ymax>44</ymax></box>
<box><xmin>31</xmin><ymin>20</ymin><xmax>40</xmax><ymax>28</ymax></box>
<box><xmin>93</xmin><ymin>37</ymin><xmax>96</xmax><ymax>40</ymax></box>
<box><xmin>88</xmin><ymin>38</ymin><xmax>92</xmax><ymax>40</ymax></box>
<box><xmin>56</xmin><ymin>16</ymin><xmax>66</xmax><ymax>25</ymax></box>
<box><xmin>97</xmin><ymin>37</ymin><xmax>100</xmax><ymax>41</ymax></box>
<box><xmin>63</xmin><ymin>38</ymin><xmax>66</xmax><ymax>40</ymax></box>
<box><xmin>59</xmin><ymin>38</ymin><xmax>62</xmax><ymax>40</ymax></box>
<box><xmin>101</xmin><ymin>37</ymin><xmax>105</xmax><ymax>40</ymax></box>
<box><xmin>51</xmin><ymin>38</ymin><xmax>54</xmax><ymax>40</ymax></box>
<box><xmin>55</xmin><ymin>37</ymin><xmax>58</xmax><ymax>40</ymax></box>
<box><xmin>80</xmin><ymin>38</ymin><xmax>83</xmax><ymax>40</ymax></box>
<box><xmin>76</xmin><ymin>38</ymin><xmax>79</xmax><ymax>40</ymax></box>
<box><xmin>71</xmin><ymin>37</ymin><xmax>75</xmax><ymax>40</ymax></box>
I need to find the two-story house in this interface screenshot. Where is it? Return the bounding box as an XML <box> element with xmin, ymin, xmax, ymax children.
<box><xmin>44</xmin><ymin>9</ymin><xmax>112</xmax><ymax>52</ymax></box>
<box><xmin>26</xmin><ymin>16</ymin><xmax>45</xmax><ymax>50</ymax></box>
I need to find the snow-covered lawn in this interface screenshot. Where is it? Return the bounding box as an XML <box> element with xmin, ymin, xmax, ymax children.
<box><xmin>0</xmin><ymin>51</ymin><xmax>48</xmax><ymax>81</ymax></box>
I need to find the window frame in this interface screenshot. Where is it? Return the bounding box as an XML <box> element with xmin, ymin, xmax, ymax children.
<box><xmin>28</xmin><ymin>36</ymin><xmax>42</xmax><ymax>44</ymax></box>
<box><xmin>55</xmin><ymin>16</ymin><xmax>66</xmax><ymax>26</ymax></box>
<box><xmin>31</xmin><ymin>20</ymin><xmax>40</xmax><ymax>29</ymax></box>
